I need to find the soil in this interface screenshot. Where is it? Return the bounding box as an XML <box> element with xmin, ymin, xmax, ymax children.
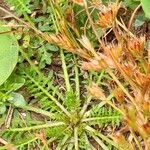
<box><xmin>0</xmin><ymin>0</ymin><xmax>8</xmax><ymax>18</ymax></box>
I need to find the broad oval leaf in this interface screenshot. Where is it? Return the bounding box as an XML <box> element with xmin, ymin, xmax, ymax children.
<box><xmin>9</xmin><ymin>93</ymin><xmax>27</xmax><ymax>108</ymax></box>
<box><xmin>141</xmin><ymin>0</ymin><xmax>150</xmax><ymax>19</ymax></box>
<box><xmin>0</xmin><ymin>104</ymin><xmax>6</xmax><ymax>114</ymax></box>
<box><xmin>0</xmin><ymin>22</ymin><xmax>19</xmax><ymax>86</ymax></box>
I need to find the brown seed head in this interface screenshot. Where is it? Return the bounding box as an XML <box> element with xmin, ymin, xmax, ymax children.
<box><xmin>97</xmin><ymin>3</ymin><xmax>120</xmax><ymax>28</ymax></box>
<box><xmin>121</xmin><ymin>63</ymin><xmax>134</xmax><ymax>78</ymax></box>
<box><xmin>134</xmin><ymin>71</ymin><xmax>145</xmax><ymax>86</ymax></box>
<box><xmin>105</xmin><ymin>43</ymin><xmax>122</xmax><ymax>60</ymax></box>
<box><xmin>49</xmin><ymin>33</ymin><xmax>76</xmax><ymax>52</ymax></box>
<box><xmin>143</xmin><ymin>101</ymin><xmax>150</xmax><ymax>115</ymax></box>
<box><xmin>112</xmin><ymin>132</ymin><xmax>131</xmax><ymax>149</ymax></box>
<box><xmin>113</xmin><ymin>87</ymin><xmax>125</xmax><ymax>103</ymax></box>
<box><xmin>143</xmin><ymin>123</ymin><xmax>150</xmax><ymax>134</ymax></box>
<box><xmin>98</xmin><ymin>53</ymin><xmax>116</xmax><ymax>68</ymax></box>
<box><xmin>145</xmin><ymin>138</ymin><xmax>150</xmax><ymax>150</ymax></box>
<box><xmin>78</xmin><ymin>35</ymin><xmax>94</xmax><ymax>52</ymax></box>
<box><xmin>72</xmin><ymin>0</ymin><xmax>84</xmax><ymax>6</ymax></box>
<box><xmin>124</xmin><ymin>105</ymin><xmax>137</xmax><ymax>129</ymax></box>
<box><xmin>89</xmin><ymin>82</ymin><xmax>106</xmax><ymax>99</ymax></box>
<box><xmin>81</xmin><ymin>59</ymin><xmax>106</xmax><ymax>71</ymax></box>
<box><xmin>127</xmin><ymin>36</ymin><xmax>145</xmax><ymax>56</ymax></box>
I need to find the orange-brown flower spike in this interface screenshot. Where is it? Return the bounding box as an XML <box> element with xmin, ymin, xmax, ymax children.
<box><xmin>124</xmin><ymin>105</ymin><xmax>137</xmax><ymax>129</ymax></box>
<box><xmin>78</xmin><ymin>35</ymin><xmax>95</xmax><ymax>55</ymax></box>
<box><xmin>97</xmin><ymin>2</ymin><xmax>120</xmax><ymax>28</ymax></box>
<box><xmin>121</xmin><ymin>63</ymin><xmax>134</xmax><ymax>78</ymax></box>
<box><xmin>146</xmin><ymin>138</ymin><xmax>150</xmax><ymax>150</ymax></box>
<box><xmin>143</xmin><ymin>101</ymin><xmax>150</xmax><ymax>115</ymax></box>
<box><xmin>72</xmin><ymin>0</ymin><xmax>84</xmax><ymax>6</ymax></box>
<box><xmin>104</xmin><ymin>43</ymin><xmax>122</xmax><ymax>60</ymax></box>
<box><xmin>142</xmin><ymin>123</ymin><xmax>150</xmax><ymax>135</ymax></box>
<box><xmin>113</xmin><ymin>87</ymin><xmax>125</xmax><ymax>103</ymax></box>
<box><xmin>89</xmin><ymin>82</ymin><xmax>106</xmax><ymax>99</ymax></box>
<box><xmin>127</xmin><ymin>36</ymin><xmax>145</xmax><ymax>57</ymax></box>
<box><xmin>81</xmin><ymin>58</ymin><xmax>106</xmax><ymax>71</ymax></box>
<box><xmin>133</xmin><ymin>71</ymin><xmax>145</xmax><ymax>86</ymax></box>
<box><xmin>112</xmin><ymin>132</ymin><xmax>133</xmax><ymax>150</ymax></box>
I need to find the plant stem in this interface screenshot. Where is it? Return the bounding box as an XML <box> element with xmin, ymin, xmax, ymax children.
<box><xmin>82</xmin><ymin>115</ymin><xmax>121</xmax><ymax>123</ymax></box>
<box><xmin>130</xmin><ymin>128</ymin><xmax>143</xmax><ymax>150</ymax></box>
<box><xmin>83</xmin><ymin>0</ymin><xmax>138</xmax><ymax>112</ymax></box>
<box><xmin>128</xmin><ymin>4</ymin><xmax>141</xmax><ymax>30</ymax></box>
<box><xmin>8</xmin><ymin>122</ymin><xmax>65</xmax><ymax>132</ymax></box>
<box><xmin>56</xmin><ymin>135</ymin><xmax>69</xmax><ymax>150</ymax></box>
<box><xmin>107</xmin><ymin>69</ymin><xmax>139</xmax><ymax>111</ymax></box>
<box><xmin>49</xmin><ymin>0</ymin><xmax>60</xmax><ymax>32</ymax></box>
<box><xmin>0</xmin><ymin>6</ymin><xmax>43</xmax><ymax>35</ymax></box>
<box><xmin>80</xmin><ymin>96</ymin><xmax>92</xmax><ymax>117</ymax></box>
<box><xmin>67</xmin><ymin>143</ymin><xmax>74</xmax><ymax>150</ymax></box>
<box><xmin>96</xmin><ymin>70</ymin><xmax>105</xmax><ymax>84</ymax></box>
<box><xmin>116</xmin><ymin>19</ymin><xmax>135</xmax><ymax>38</ymax></box>
<box><xmin>80</xmin><ymin>70</ymin><xmax>105</xmax><ymax>116</ymax></box>
<box><xmin>16</xmin><ymin>137</ymin><xmax>38</xmax><ymax>148</ymax></box>
<box><xmin>74</xmin><ymin>127</ymin><xmax>79</xmax><ymax>150</ymax></box>
<box><xmin>60</xmin><ymin>49</ymin><xmax>71</xmax><ymax>92</ymax></box>
<box><xmin>0</xmin><ymin>137</ymin><xmax>38</xmax><ymax>150</ymax></box>
<box><xmin>42</xmin><ymin>138</ymin><xmax>56</xmax><ymax>150</ymax></box>
<box><xmin>23</xmin><ymin>12</ymin><xmax>34</xmax><ymax>27</ymax></box>
<box><xmin>84</xmin><ymin>133</ymin><xmax>96</xmax><ymax>150</ymax></box>
<box><xmin>74</xmin><ymin>55</ymin><xmax>80</xmax><ymax>100</ymax></box>
<box><xmin>23</xmin><ymin>105</ymin><xmax>54</xmax><ymax>118</ymax></box>
<box><xmin>84</xmin><ymin>93</ymin><xmax>114</xmax><ymax>117</ymax></box>
<box><xmin>140</xmin><ymin>59</ymin><xmax>147</xmax><ymax>73</ymax></box>
<box><xmin>85</xmin><ymin>126</ymin><xmax>121</xmax><ymax>149</ymax></box>
<box><xmin>92</xmin><ymin>135</ymin><xmax>108</xmax><ymax>150</ymax></box>
<box><xmin>83</xmin><ymin>0</ymin><xmax>102</xmax><ymax>47</ymax></box>
<box><xmin>103</xmin><ymin>97</ymin><xmax>124</xmax><ymax>115</ymax></box>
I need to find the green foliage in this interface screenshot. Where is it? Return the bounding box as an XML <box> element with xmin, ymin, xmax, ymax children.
<box><xmin>0</xmin><ymin>22</ymin><xmax>19</xmax><ymax>86</ymax></box>
<box><xmin>0</xmin><ymin>110</ymin><xmax>42</xmax><ymax>149</ymax></box>
<box><xmin>124</xmin><ymin>0</ymin><xmax>150</xmax><ymax>19</ymax></box>
<box><xmin>0</xmin><ymin>73</ymin><xmax>25</xmax><ymax>114</ymax></box>
<box><xmin>89</xmin><ymin>105</ymin><xmax>122</xmax><ymax>126</ymax></box>
<box><xmin>8</xmin><ymin>92</ymin><xmax>27</xmax><ymax>107</ymax></box>
<box><xmin>23</xmin><ymin>68</ymin><xmax>62</xmax><ymax>112</ymax></box>
<box><xmin>0</xmin><ymin>48</ymin><xmax>123</xmax><ymax>149</ymax></box>
<box><xmin>134</xmin><ymin>12</ymin><xmax>147</xmax><ymax>28</ymax></box>
<box><xmin>0</xmin><ymin>105</ymin><xmax>6</xmax><ymax>114</ymax></box>
<box><xmin>5</xmin><ymin>0</ymin><xmax>31</xmax><ymax>15</ymax></box>
<box><xmin>64</xmin><ymin>90</ymin><xmax>81</xmax><ymax>111</ymax></box>
<box><xmin>123</xmin><ymin>0</ymin><xmax>140</xmax><ymax>9</ymax></box>
<box><xmin>36</xmin><ymin>43</ymin><xmax>58</xmax><ymax>69</ymax></box>
<box><xmin>141</xmin><ymin>0</ymin><xmax>150</xmax><ymax>19</ymax></box>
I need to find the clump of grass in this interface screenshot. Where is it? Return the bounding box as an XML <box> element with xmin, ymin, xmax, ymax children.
<box><xmin>0</xmin><ymin>0</ymin><xmax>150</xmax><ymax>149</ymax></box>
<box><xmin>0</xmin><ymin>47</ymin><xmax>122</xmax><ymax>149</ymax></box>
